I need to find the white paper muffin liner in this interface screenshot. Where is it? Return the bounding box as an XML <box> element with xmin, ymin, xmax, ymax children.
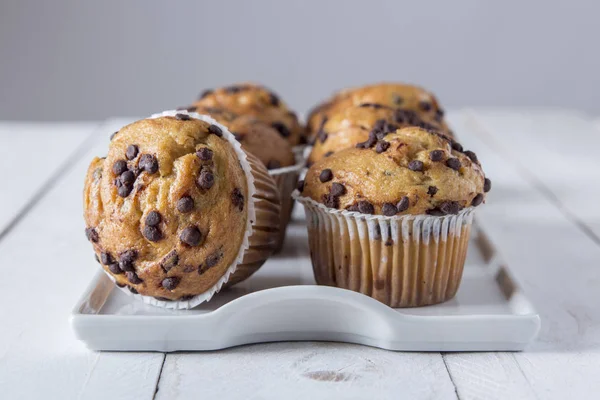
<box><xmin>267</xmin><ymin>153</ymin><xmax>304</xmax><ymax>252</ymax></box>
<box><xmin>293</xmin><ymin>192</ymin><xmax>475</xmax><ymax>308</ymax></box>
<box><xmin>104</xmin><ymin>110</ymin><xmax>278</xmax><ymax>309</ymax></box>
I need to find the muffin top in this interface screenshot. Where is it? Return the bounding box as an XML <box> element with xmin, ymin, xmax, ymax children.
<box><xmin>193</xmin><ymin>82</ymin><xmax>306</xmax><ymax>146</ymax></box>
<box><xmin>299</xmin><ymin>126</ymin><xmax>490</xmax><ymax>216</ymax></box>
<box><xmin>307</xmin><ymin>103</ymin><xmax>451</xmax><ymax>164</ymax></box>
<box><xmin>83</xmin><ymin>113</ymin><xmax>251</xmax><ymax>300</ymax></box>
<box><xmin>187</xmin><ymin>105</ymin><xmax>295</xmax><ymax>170</ymax></box>
<box><xmin>307</xmin><ymin>82</ymin><xmax>449</xmax><ymax>136</ymax></box>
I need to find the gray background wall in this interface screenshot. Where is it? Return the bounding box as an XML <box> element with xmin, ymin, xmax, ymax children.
<box><xmin>0</xmin><ymin>0</ymin><xmax>598</xmax><ymax>121</ymax></box>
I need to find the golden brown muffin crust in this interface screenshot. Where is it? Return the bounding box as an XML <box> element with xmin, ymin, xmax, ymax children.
<box><xmin>299</xmin><ymin>126</ymin><xmax>489</xmax><ymax>216</ymax></box>
<box><xmin>186</xmin><ymin>105</ymin><xmax>295</xmax><ymax>169</ymax></box>
<box><xmin>193</xmin><ymin>82</ymin><xmax>306</xmax><ymax>146</ymax></box>
<box><xmin>307</xmin><ymin>103</ymin><xmax>450</xmax><ymax>163</ymax></box>
<box><xmin>83</xmin><ymin>115</ymin><xmax>249</xmax><ymax>300</ymax></box>
<box><xmin>307</xmin><ymin>82</ymin><xmax>450</xmax><ymax>136</ymax></box>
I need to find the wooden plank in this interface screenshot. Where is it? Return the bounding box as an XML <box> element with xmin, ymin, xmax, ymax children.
<box><xmin>0</xmin><ymin>122</ymin><xmax>99</xmax><ymax>237</ymax></box>
<box><xmin>0</xmin><ymin>119</ymin><xmax>163</xmax><ymax>400</ymax></box>
<box><xmin>156</xmin><ymin>343</ymin><xmax>457</xmax><ymax>400</ymax></box>
<box><xmin>464</xmin><ymin>109</ymin><xmax>600</xmax><ymax>241</ymax></box>
<box><xmin>440</xmin><ymin>110</ymin><xmax>600</xmax><ymax>400</ymax></box>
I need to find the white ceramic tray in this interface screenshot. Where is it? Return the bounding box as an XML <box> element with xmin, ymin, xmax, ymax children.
<box><xmin>71</xmin><ymin>208</ymin><xmax>540</xmax><ymax>352</ymax></box>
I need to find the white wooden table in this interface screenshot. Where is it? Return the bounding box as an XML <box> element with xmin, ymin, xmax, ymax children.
<box><xmin>1</xmin><ymin>110</ymin><xmax>599</xmax><ymax>400</ymax></box>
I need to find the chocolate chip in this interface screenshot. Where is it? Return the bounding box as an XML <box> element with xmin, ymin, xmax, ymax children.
<box><xmin>357</xmin><ymin>131</ymin><xmax>378</xmax><ymax>149</ymax></box>
<box><xmin>395</xmin><ymin>109</ymin><xmax>420</xmax><ymax>124</ymax></box>
<box><xmin>161</xmin><ymin>250</ymin><xmax>179</xmax><ymax>272</ymax></box>
<box><xmin>197</xmin><ymin>169</ymin><xmax>215</xmax><ymax>190</ymax></box>
<box><xmin>232</xmin><ymin>132</ymin><xmax>244</xmax><ymax>141</ymax></box>
<box><xmin>139</xmin><ymin>154</ymin><xmax>159</xmax><ymax>174</ymax></box>
<box><xmin>85</xmin><ymin>227</ymin><xmax>99</xmax><ymax>243</ymax></box>
<box><xmin>426</xmin><ymin>208</ymin><xmax>445</xmax><ymax>216</ymax></box>
<box><xmin>472</xmin><ymin>193</ymin><xmax>484</xmax><ymax>207</ymax></box>
<box><xmin>199</xmin><ymin>89</ymin><xmax>213</xmax><ymax>99</ymax></box>
<box><xmin>392</xmin><ymin>94</ymin><xmax>403</xmax><ymax>105</ymax></box>
<box><xmin>162</xmin><ymin>277</ymin><xmax>180</xmax><ymax>291</ymax></box>
<box><xmin>375</xmin><ymin>141</ymin><xmax>390</xmax><ymax>153</ymax></box>
<box><xmin>126</xmin><ymin>145</ymin><xmax>139</xmax><ymax>160</ymax></box>
<box><xmin>324</xmin><ymin>151</ymin><xmax>334</xmax><ymax>158</ymax></box>
<box><xmin>224</xmin><ymin>85</ymin><xmax>242</xmax><ymax>93</ymax></box>
<box><xmin>408</xmin><ymin>160</ymin><xmax>424</xmax><ymax>172</ymax></box>
<box><xmin>205</xmin><ymin>252</ymin><xmax>222</xmax><ymax>269</ymax></box>
<box><xmin>267</xmin><ymin>160</ymin><xmax>281</xmax><ymax>170</ymax></box>
<box><xmin>128</xmin><ymin>286</ymin><xmax>138</xmax><ymax>294</ymax></box>
<box><xmin>484</xmin><ymin>178</ymin><xmax>492</xmax><ymax>193</ymax></box>
<box><xmin>439</xmin><ymin>201</ymin><xmax>461</xmax><ymax>215</ymax></box>
<box><xmin>419</xmin><ymin>101</ymin><xmax>432</xmax><ymax>112</ymax></box>
<box><xmin>179</xmin><ymin>295</ymin><xmax>194</xmax><ymax>301</ymax></box>
<box><xmin>397</xmin><ymin>196</ymin><xmax>410</xmax><ymax>212</ymax></box>
<box><xmin>330</xmin><ymin>182</ymin><xmax>346</xmax><ymax>197</ymax></box>
<box><xmin>318</xmin><ymin>131</ymin><xmax>328</xmax><ymax>143</ymax></box>
<box><xmin>428</xmin><ymin>186</ymin><xmax>438</xmax><ymax>197</ymax></box>
<box><xmin>110</xmin><ymin>131</ymin><xmax>118</xmax><ymax>141</ymax></box>
<box><xmin>117</xmin><ymin>184</ymin><xmax>133</xmax><ymax>198</ymax></box>
<box><xmin>430</xmin><ymin>150</ymin><xmax>444</xmax><ymax>162</ymax></box>
<box><xmin>464</xmin><ymin>150</ymin><xmax>478</xmax><ymax>163</ymax></box>
<box><xmin>319</xmin><ymin>169</ymin><xmax>333</xmax><ymax>182</ymax></box>
<box><xmin>451</xmin><ymin>141</ymin><xmax>463</xmax><ymax>152</ymax></box>
<box><xmin>373</xmin><ymin>224</ymin><xmax>382</xmax><ymax>240</ymax></box>
<box><xmin>322</xmin><ymin>193</ymin><xmax>339</xmax><ymax>209</ymax></box>
<box><xmin>382</xmin><ymin>203</ymin><xmax>398</xmax><ymax>216</ymax></box>
<box><xmin>143</xmin><ymin>226</ymin><xmax>163</xmax><ymax>242</ymax></box>
<box><xmin>208</xmin><ymin>124</ymin><xmax>223</xmax><ymax>137</ymax></box>
<box><xmin>175</xmin><ymin>113</ymin><xmax>191</xmax><ymax>121</ymax></box>
<box><xmin>108</xmin><ymin>263</ymin><xmax>122</xmax><ymax>274</ymax></box>
<box><xmin>357</xmin><ymin>201</ymin><xmax>375</xmax><ymax>214</ymax></box>
<box><xmin>126</xmin><ymin>271</ymin><xmax>143</xmax><ymax>285</ymax></box>
<box><xmin>112</xmin><ymin>160</ymin><xmax>128</xmax><ymax>175</ymax></box>
<box><xmin>187</xmin><ymin>106</ymin><xmax>197</xmax><ymax>112</ymax></box>
<box><xmin>176</xmin><ymin>196</ymin><xmax>194</xmax><ymax>213</ymax></box>
<box><xmin>385</xmin><ymin>237</ymin><xmax>394</xmax><ymax>246</ymax></box>
<box><xmin>358</xmin><ymin>103</ymin><xmax>386</xmax><ymax>109</ymax></box>
<box><xmin>154</xmin><ymin>296</ymin><xmax>171</xmax><ymax>301</ymax></box>
<box><xmin>119</xmin><ymin>250</ymin><xmax>137</xmax><ymax>272</ymax></box>
<box><xmin>296</xmin><ymin>180</ymin><xmax>305</xmax><ymax>192</ymax></box>
<box><xmin>269</xmin><ymin>93</ymin><xmax>280</xmax><ymax>106</ymax></box>
<box><xmin>180</xmin><ymin>226</ymin><xmax>202</xmax><ymax>246</ymax></box>
<box><xmin>271</xmin><ymin>122</ymin><xmax>290</xmax><ymax>138</ymax></box>
<box><xmin>146</xmin><ymin>211</ymin><xmax>161</xmax><ymax>226</ymax></box>
<box><xmin>446</xmin><ymin>158</ymin><xmax>461</xmax><ymax>171</ymax></box>
<box><xmin>196</xmin><ymin>148</ymin><xmax>213</xmax><ymax>161</ymax></box>
<box><xmin>94</xmin><ymin>254</ymin><xmax>100</xmax><ymax>263</ymax></box>
<box><xmin>120</xmin><ymin>170</ymin><xmax>135</xmax><ymax>186</ymax></box>
<box><xmin>100</xmin><ymin>252</ymin><xmax>114</xmax><ymax>265</ymax></box>
<box><xmin>231</xmin><ymin>188</ymin><xmax>244</xmax><ymax>211</ymax></box>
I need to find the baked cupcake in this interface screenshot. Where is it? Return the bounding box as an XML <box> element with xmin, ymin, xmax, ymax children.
<box><xmin>294</xmin><ymin>126</ymin><xmax>491</xmax><ymax>307</ymax></box>
<box><xmin>307</xmin><ymin>103</ymin><xmax>451</xmax><ymax>164</ymax></box>
<box><xmin>83</xmin><ymin>110</ymin><xmax>281</xmax><ymax>308</ymax></box>
<box><xmin>307</xmin><ymin>82</ymin><xmax>450</xmax><ymax>137</ymax></box>
<box><xmin>193</xmin><ymin>83</ymin><xmax>307</xmax><ymax>147</ymax></box>
<box><xmin>185</xmin><ymin>105</ymin><xmax>302</xmax><ymax>252</ymax></box>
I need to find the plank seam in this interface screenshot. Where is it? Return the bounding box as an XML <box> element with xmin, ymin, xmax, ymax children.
<box><xmin>152</xmin><ymin>353</ymin><xmax>167</xmax><ymax>400</ymax></box>
<box><xmin>464</xmin><ymin>109</ymin><xmax>600</xmax><ymax>248</ymax></box>
<box><xmin>0</xmin><ymin>123</ymin><xmax>103</xmax><ymax>244</ymax></box>
<box><xmin>442</xmin><ymin>353</ymin><xmax>461</xmax><ymax>400</ymax></box>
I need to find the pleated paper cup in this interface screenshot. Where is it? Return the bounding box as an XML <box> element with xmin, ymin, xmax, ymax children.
<box><xmin>107</xmin><ymin>111</ymin><xmax>281</xmax><ymax>309</ymax></box>
<box><xmin>266</xmin><ymin>154</ymin><xmax>304</xmax><ymax>252</ymax></box>
<box><xmin>294</xmin><ymin>192</ymin><xmax>475</xmax><ymax>308</ymax></box>
<box><xmin>224</xmin><ymin>151</ymin><xmax>282</xmax><ymax>287</ymax></box>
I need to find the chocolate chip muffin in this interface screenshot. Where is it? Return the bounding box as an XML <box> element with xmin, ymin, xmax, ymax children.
<box><xmin>307</xmin><ymin>82</ymin><xmax>450</xmax><ymax>138</ymax></box>
<box><xmin>83</xmin><ymin>111</ymin><xmax>281</xmax><ymax>307</ymax></box>
<box><xmin>295</xmin><ymin>126</ymin><xmax>490</xmax><ymax>308</ymax></box>
<box><xmin>187</xmin><ymin>105</ymin><xmax>296</xmax><ymax>170</ymax></box>
<box><xmin>193</xmin><ymin>83</ymin><xmax>306</xmax><ymax>146</ymax></box>
<box><xmin>307</xmin><ymin>103</ymin><xmax>451</xmax><ymax>164</ymax></box>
